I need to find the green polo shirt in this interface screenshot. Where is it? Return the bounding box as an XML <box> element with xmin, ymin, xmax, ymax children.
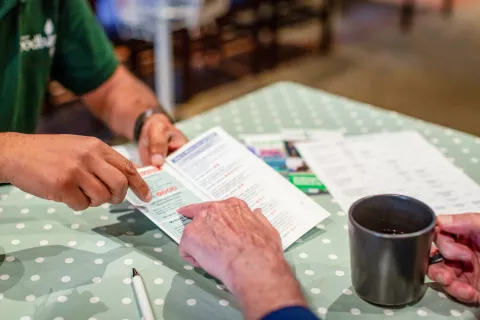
<box><xmin>0</xmin><ymin>0</ymin><xmax>119</xmax><ymax>133</ymax></box>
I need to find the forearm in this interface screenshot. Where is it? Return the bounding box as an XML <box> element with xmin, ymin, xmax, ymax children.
<box><xmin>82</xmin><ymin>65</ymin><xmax>163</xmax><ymax>141</ymax></box>
<box><xmin>0</xmin><ymin>132</ymin><xmax>22</xmax><ymax>183</ymax></box>
<box><xmin>227</xmin><ymin>252</ymin><xmax>308</xmax><ymax>320</ymax></box>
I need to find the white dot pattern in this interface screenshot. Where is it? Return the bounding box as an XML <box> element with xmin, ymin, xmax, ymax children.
<box><xmin>1</xmin><ymin>83</ymin><xmax>478</xmax><ymax>319</ymax></box>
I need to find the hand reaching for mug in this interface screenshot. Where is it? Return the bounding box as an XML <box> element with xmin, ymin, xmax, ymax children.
<box><xmin>427</xmin><ymin>214</ymin><xmax>480</xmax><ymax>305</ymax></box>
<box><xmin>177</xmin><ymin>198</ymin><xmax>307</xmax><ymax>320</ymax></box>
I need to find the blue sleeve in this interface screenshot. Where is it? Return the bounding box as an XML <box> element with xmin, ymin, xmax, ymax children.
<box><xmin>262</xmin><ymin>306</ymin><xmax>320</xmax><ymax>320</ymax></box>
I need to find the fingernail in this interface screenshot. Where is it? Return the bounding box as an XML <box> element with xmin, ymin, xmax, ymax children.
<box><xmin>435</xmin><ymin>273</ymin><xmax>446</xmax><ymax>285</ymax></box>
<box><xmin>151</xmin><ymin>154</ymin><xmax>164</xmax><ymax>166</ymax></box>
<box><xmin>458</xmin><ymin>287</ymin><xmax>472</xmax><ymax>299</ymax></box>
<box><xmin>146</xmin><ymin>190</ymin><xmax>152</xmax><ymax>202</ymax></box>
<box><xmin>437</xmin><ymin>215</ymin><xmax>453</xmax><ymax>226</ymax></box>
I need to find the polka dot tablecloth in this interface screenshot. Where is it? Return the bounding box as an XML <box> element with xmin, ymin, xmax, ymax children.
<box><xmin>1</xmin><ymin>82</ymin><xmax>479</xmax><ymax>319</ymax></box>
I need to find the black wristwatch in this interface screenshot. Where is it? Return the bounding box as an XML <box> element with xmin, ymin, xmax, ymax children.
<box><xmin>133</xmin><ymin>108</ymin><xmax>174</xmax><ymax>142</ymax></box>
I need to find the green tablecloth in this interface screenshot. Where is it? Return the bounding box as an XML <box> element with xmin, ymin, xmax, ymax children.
<box><xmin>1</xmin><ymin>82</ymin><xmax>479</xmax><ymax>320</ymax></box>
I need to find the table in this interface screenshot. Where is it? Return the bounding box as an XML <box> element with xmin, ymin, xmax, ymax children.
<box><xmin>1</xmin><ymin>82</ymin><xmax>479</xmax><ymax>319</ymax></box>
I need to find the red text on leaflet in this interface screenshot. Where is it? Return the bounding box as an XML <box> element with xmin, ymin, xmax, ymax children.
<box><xmin>156</xmin><ymin>186</ymin><xmax>178</xmax><ymax>197</ymax></box>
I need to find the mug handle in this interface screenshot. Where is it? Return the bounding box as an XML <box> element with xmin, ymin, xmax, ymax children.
<box><xmin>429</xmin><ymin>251</ymin><xmax>444</xmax><ymax>265</ymax></box>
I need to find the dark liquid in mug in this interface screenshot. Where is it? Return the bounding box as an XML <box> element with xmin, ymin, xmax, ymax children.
<box><xmin>378</xmin><ymin>228</ymin><xmax>406</xmax><ymax>235</ymax></box>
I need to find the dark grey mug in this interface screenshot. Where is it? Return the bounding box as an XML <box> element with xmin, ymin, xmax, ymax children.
<box><xmin>349</xmin><ymin>194</ymin><xmax>443</xmax><ymax>307</ymax></box>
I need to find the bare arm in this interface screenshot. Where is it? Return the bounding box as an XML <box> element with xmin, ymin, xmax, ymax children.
<box><xmin>82</xmin><ymin>65</ymin><xmax>187</xmax><ymax>165</ymax></box>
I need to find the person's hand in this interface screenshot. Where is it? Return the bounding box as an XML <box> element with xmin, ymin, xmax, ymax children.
<box><xmin>427</xmin><ymin>214</ymin><xmax>480</xmax><ymax>305</ymax></box>
<box><xmin>138</xmin><ymin>114</ymin><xmax>187</xmax><ymax>166</ymax></box>
<box><xmin>1</xmin><ymin>133</ymin><xmax>151</xmax><ymax>210</ymax></box>
<box><xmin>178</xmin><ymin>198</ymin><xmax>307</xmax><ymax>320</ymax></box>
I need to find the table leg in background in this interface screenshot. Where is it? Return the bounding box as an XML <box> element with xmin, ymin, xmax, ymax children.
<box><xmin>155</xmin><ymin>18</ymin><xmax>175</xmax><ymax>119</ymax></box>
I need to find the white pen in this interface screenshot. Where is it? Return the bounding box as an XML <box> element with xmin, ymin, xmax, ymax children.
<box><xmin>132</xmin><ymin>268</ymin><xmax>156</xmax><ymax>320</ymax></box>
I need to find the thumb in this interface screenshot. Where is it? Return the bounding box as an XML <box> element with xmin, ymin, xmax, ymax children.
<box><xmin>148</xmin><ymin>124</ymin><xmax>169</xmax><ymax>166</ymax></box>
<box><xmin>437</xmin><ymin>213</ymin><xmax>480</xmax><ymax>236</ymax></box>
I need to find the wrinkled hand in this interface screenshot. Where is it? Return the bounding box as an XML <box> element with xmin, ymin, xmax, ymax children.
<box><xmin>427</xmin><ymin>214</ymin><xmax>480</xmax><ymax>305</ymax></box>
<box><xmin>3</xmin><ymin>133</ymin><xmax>151</xmax><ymax>210</ymax></box>
<box><xmin>138</xmin><ymin>114</ymin><xmax>188</xmax><ymax>166</ymax></box>
<box><xmin>178</xmin><ymin>198</ymin><xmax>306</xmax><ymax>320</ymax></box>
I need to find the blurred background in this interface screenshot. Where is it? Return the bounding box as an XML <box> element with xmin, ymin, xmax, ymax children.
<box><xmin>39</xmin><ymin>0</ymin><xmax>480</xmax><ymax>141</ymax></box>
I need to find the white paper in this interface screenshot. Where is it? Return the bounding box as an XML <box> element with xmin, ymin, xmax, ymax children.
<box><xmin>295</xmin><ymin>131</ymin><xmax>480</xmax><ymax>215</ymax></box>
<box><xmin>167</xmin><ymin>127</ymin><xmax>330</xmax><ymax>249</ymax></box>
<box><xmin>126</xmin><ymin>166</ymin><xmax>209</xmax><ymax>242</ymax></box>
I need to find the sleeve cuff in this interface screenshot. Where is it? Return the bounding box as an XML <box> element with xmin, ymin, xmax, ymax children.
<box><xmin>262</xmin><ymin>306</ymin><xmax>319</xmax><ymax>320</ymax></box>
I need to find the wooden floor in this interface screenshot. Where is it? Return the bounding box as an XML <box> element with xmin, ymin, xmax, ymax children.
<box><xmin>176</xmin><ymin>0</ymin><xmax>480</xmax><ymax>136</ymax></box>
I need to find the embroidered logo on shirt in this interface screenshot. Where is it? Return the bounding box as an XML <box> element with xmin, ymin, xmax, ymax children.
<box><xmin>20</xmin><ymin>19</ymin><xmax>57</xmax><ymax>57</ymax></box>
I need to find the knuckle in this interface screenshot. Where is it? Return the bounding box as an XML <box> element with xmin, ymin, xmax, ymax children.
<box><xmin>123</xmin><ymin>160</ymin><xmax>136</xmax><ymax>176</ymax></box>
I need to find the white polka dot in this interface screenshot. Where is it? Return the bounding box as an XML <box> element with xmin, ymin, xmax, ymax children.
<box><xmin>154</xmin><ymin>278</ymin><xmax>164</xmax><ymax>285</ymax></box>
<box><xmin>96</xmin><ymin>241</ymin><xmax>105</xmax><ymax>247</ymax></box>
<box><xmin>43</xmin><ymin>224</ymin><xmax>52</xmax><ymax>230</ymax></box>
<box><xmin>299</xmin><ymin>253</ymin><xmax>308</xmax><ymax>259</ymax></box>
<box><xmin>445</xmin><ymin>129</ymin><xmax>453</xmax><ymax>136</ymax></box>
<box><xmin>126</xmin><ymin>218</ymin><xmax>135</xmax><ymax>224</ymax></box>
<box><xmin>0</xmin><ymin>293</ymin><xmax>3</xmax><ymax>300</ymax></box>
<box><xmin>11</xmin><ymin>239</ymin><xmax>20</xmax><ymax>245</ymax></box>
<box><xmin>25</xmin><ymin>295</ymin><xmax>36</xmax><ymax>302</ymax></box>
<box><xmin>350</xmin><ymin>112</ymin><xmax>358</xmax><ymax>118</ymax></box>
<box><xmin>316</xmin><ymin>224</ymin><xmax>325</xmax><ymax>230</ymax></box>
<box><xmin>16</xmin><ymin>223</ymin><xmax>25</xmax><ymax>229</ymax></box>
<box><xmin>256</xmin><ymin>126</ymin><xmax>264</xmax><ymax>132</ymax></box>
<box><xmin>187</xmin><ymin>299</ymin><xmax>197</xmax><ymax>306</ymax></box>
<box><xmin>461</xmin><ymin>148</ymin><xmax>470</xmax><ymax>154</ymax></box>
<box><xmin>440</xmin><ymin>147</ymin><xmax>448</xmax><ymax>153</ymax></box>
<box><xmin>471</xmin><ymin>158</ymin><xmax>479</xmax><ymax>163</ymax></box>
<box><xmin>100</xmin><ymin>215</ymin><xmax>108</xmax><ymax>221</ymax></box>
<box><xmin>154</xmin><ymin>299</ymin><xmax>164</xmax><ymax>306</ymax></box>
<box><xmin>355</xmin><ymin>120</ymin><xmax>363</xmax><ymax>126</ymax></box>
<box><xmin>450</xmin><ymin>310</ymin><xmax>462</xmax><ymax>317</ymax></box>
<box><xmin>30</xmin><ymin>275</ymin><xmax>40</xmax><ymax>281</ymax></box>
<box><xmin>153</xmin><ymin>233</ymin><xmax>163</xmax><ymax>239</ymax></box>
<box><xmin>153</xmin><ymin>260</ymin><xmax>163</xmax><ymax>266</ymax></box>
<box><xmin>344</xmin><ymin>225</ymin><xmax>348</xmax><ymax>230</ymax></box>
<box><xmin>88</xmin><ymin>318</ymin><xmax>97</xmax><ymax>320</ymax></box>
<box><xmin>337</xmin><ymin>211</ymin><xmax>346</xmax><ymax>216</ymax></box>
<box><xmin>124</xmin><ymin>243</ymin><xmax>133</xmax><ymax>248</ymax></box>
<box><xmin>65</xmin><ymin>258</ymin><xmax>74</xmax><ymax>264</ymax></box>
<box><xmin>61</xmin><ymin>276</ymin><xmax>71</xmax><ymax>283</ymax></box>
<box><xmin>92</xmin><ymin>277</ymin><xmax>102</xmax><ymax>283</ymax></box>
<box><xmin>0</xmin><ymin>208</ymin><xmax>2</xmax><ymax>213</ymax></box>
<box><xmin>74</xmin><ymin>211</ymin><xmax>83</xmax><ymax>216</ymax></box>
<box><xmin>219</xmin><ymin>300</ymin><xmax>229</xmax><ymax>306</ymax></box>
<box><xmin>384</xmin><ymin>309</ymin><xmax>394</xmax><ymax>316</ymax></box>
<box><xmin>90</xmin><ymin>297</ymin><xmax>100</xmax><ymax>304</ymax></box>
<box><xmin>322</xmin><ymin>239</ymin><xmax>331</xmax><ymax>244</ymax></box>
<box><xmin>71</xmin><ymin>224</ymin><xmax>80</xmax><ymax>230</ymax></box>
<box><xmin>335</xmin><ymin>270</ymin><xmax>345</xmax><ymax>276</ymax></box>
<box><xmin>184</xmin><ymin>265</ymin><xmax>193</xmax><ymax>270</ymax></box>
<box><xmin>122</xmin><ymin>298</ymin><xmax>132</xmax><ymax>305</ymax></box>
<box><xmin>68</xmin><ymin>241</ymin><xmax>77</xmax><ymax>247</ymax></box>
<box><xmin>185</xmin><ymin>279</ymin><xmax>194</xmax><ymax>285</ymax></box>
<box><xmin>328</xmin><ymin>254</ymin><xmax>338</xmax><ymax>260</ymax></box>
<box><xmin>124</xmin><ymin>259</ymin><xmax>133</xmax><ymax>265</ymax></box>
<box><xmin>343</xmin><ymin>289</ymin><xmax>353</xmax><ymax>295</ymax></box>
<box><xmin>101</xmin><ymin>204</ymin><xmax>110</xmax><ymax>209</ymax></box>
<box><xmin>5</xmin><ymin>256</ymin><xmax>15</xmax><ymax>262</ymax></box>
<box><xmin>235</xmin><ymin>125</ymin><xmax>244</xmax><ymax>132</ymax></box>
<box><xmin>331</xmin><ymin>198</ymin><xmax>338</xmax><ymax>203</ymax></box>
<box><xmin>47</xmin><ymin>208</ymin><xmax>56</xmax><ymax>214</ymax></box>
<box><xmin>57</xmin><ymin>296</ymin><xmax>67</xmax><ymax>303</ymax></box>
<box><xmin>40</xmin><ymin>240</ymin><xmax>48</xmax><ymax>246</ymax></box>
<box><xmin>216</xmin><ymin>284</ymin><xmax>226</xmax><ymax>290</ymax></box>
<box><xmin>25</xmin><ymin>194</ymin><xmax>33</xmax><ymax>199</ymax></box>
<box><xmin>123</xmin><ymin>278</ymin><xmax>132</xmax><ymax>284</ymax></box>
<box><xmin>311</xmin><ymin>288</ymin><xmax>321</xmax><ymax>294</ymax></box>
<box><xmin>54</xmin><ymin>318</ymin><xmax>64</xmax><ymax>320</ymax></box>
<box><xmin>20</xmin><ymin>317</ymin><xmax>31</xmax><ymax>320</ymax></box>
<box><xmin>0</xmin><ymin>274</ymin><xmax>10</xmax><ymax>280</ymax></box>
<box><xmin>317</xmin><ymin>307</ymin><xmax>327</xmax><ymax>315</ymax></box>
<box><xmin>305</xmin><ymin>270</ymin><xmax>314</xmax><ymax>276</ymax></box>
<box><xmin>94</xmin><ymin>258</ymin><xmax>104</xmax><ymax>265</ymax></box>
<box><xmin>432</xmin><ymin>138</ymin><xmax>440</xmax><ymax>144</ymax></box>
<box><xmin>351</xmin><ymin>308</ymin><xmax>361</xmax><ymax>315</ymax></box>
<box><xmin>153</xmin><ymin>247</ymin><xmax>162</xmax><ymax>253</ymax></box>
<box><xmin>438</xmin><ymin>292</ymin><xmax>447</xmax><ymax>298</ymax></box>
<box><xmin>21</xmin><ymin>208</ymin><xmax>29</xmax><ymax>214</ymax></box>
<box><xmin>35</xmin><ymin>257</ymin><xmax>44</xmax><ymax>263</ymax></box>
<box><xmin>417</xmin><ymin>310</ymin><xmax>428</xmax><ymax>316</ymax></box>
<box><xmin>125</xmin><ymin>231</ymin><xmax>134</xmax><ymax>236</ymax></box>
